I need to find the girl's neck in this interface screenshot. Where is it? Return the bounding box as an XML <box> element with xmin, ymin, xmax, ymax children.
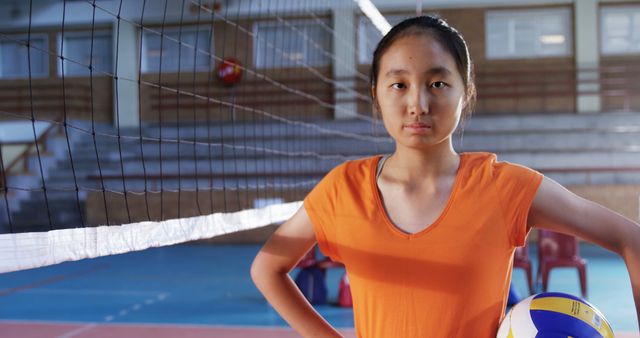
<box><xmin>385</xmin><ymin>143</ymin><xmax>460</xmax><ymax>183</ymax></box>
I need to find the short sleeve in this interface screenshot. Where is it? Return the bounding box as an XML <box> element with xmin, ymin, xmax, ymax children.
<box><xmin>303</xmin><ymin>165</ymin><xmax>344</xmax><ymax>261</ymax></box>
<box><xmin>494</xmin><ymin>162</ymin><xmax>543</xmax><ymax>247</ymax></box>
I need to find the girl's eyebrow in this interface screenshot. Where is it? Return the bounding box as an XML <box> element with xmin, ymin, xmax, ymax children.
<box><xmin>383</xmin><ymin>67</ymin><xmax>453</xmax><ymax>78</ymax></box>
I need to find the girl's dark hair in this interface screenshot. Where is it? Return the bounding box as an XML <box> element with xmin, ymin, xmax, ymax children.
<box><xmin>370</xmin><ymin>15</ymin><xmax>476</xmax><ymax>118</ymax></box>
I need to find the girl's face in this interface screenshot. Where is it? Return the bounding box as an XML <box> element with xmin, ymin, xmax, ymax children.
<box><xmin>373</xmin><ymin>33</ymin><xmax>466</xmax><ymax>151</ymax></box>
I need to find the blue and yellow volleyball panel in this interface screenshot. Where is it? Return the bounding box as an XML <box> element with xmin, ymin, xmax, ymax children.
<box><xmin>530</xmin><ymin>292</ymin><xmax>613</xmax><ymax>337</ymax></box>
<box><xmin>497</xmin><ymin>292</ymin><xmax>614</xmax><ymax>338</ymax></box>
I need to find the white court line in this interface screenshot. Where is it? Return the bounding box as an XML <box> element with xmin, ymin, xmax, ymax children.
<box><xmin>102</xmin><ymin>292</ymin><xmax>170</xmax><ymax>322</ymax></box>
<box><xmin>55</xmin><ymin>323</ymin><xmax>98</xmax><ymax>338</ymax></box>
<box><xmin>16</xmin><ymin>288</ymin><xmax>170</xmax><ymax>297</ymax></box>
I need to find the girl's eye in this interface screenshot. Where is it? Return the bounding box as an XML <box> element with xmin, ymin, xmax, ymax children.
<box><xmin>431</xmin><ymin>81</ymin><xmax>447</xmax><ymax>89</ymax></box>
<box><xmin>390</xmin><ymin>83</ymin><xmax>406</xmax><ymax>89</ymax></box>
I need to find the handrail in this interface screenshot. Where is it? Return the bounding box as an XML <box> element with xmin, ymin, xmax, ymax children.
<box><xmin>0</xmin><ymin>80</ymin><xmax>91</xmax><ymax>178</ymax></box>
<box><xmin>3</xmin><ymin>120</ymin><xmax>61</xmax><ymax>175</ymax></box>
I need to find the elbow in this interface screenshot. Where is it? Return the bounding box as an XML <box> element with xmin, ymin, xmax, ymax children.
<box><xmin>621</xmin><ymin>226</ymin><xmax>640</xmax><ymax>260</ymax></box>
<box><xmin>612</xmin><ymin>219</ymin><xmax>640</xmax><ymax>262</ymax></box>
<box><xmin>250</xmin><ymin>253</ymin><xmax>284</xmax><ymax>289</ymax></box>
<box><xmin>250</xmin><ymin>255</ymin><xmax>264</xmax><ymax>287</ymax></box>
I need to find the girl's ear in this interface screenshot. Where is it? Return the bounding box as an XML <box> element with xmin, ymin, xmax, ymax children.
<box><xmin>371</xmin><ymin>86</ymin><xmax>381</xmax><ymax>120</ymax></box>
<box><xmin>462</xmin><ymin>82</ymin><xmax>476</xmax><ymax>119</ymax></box>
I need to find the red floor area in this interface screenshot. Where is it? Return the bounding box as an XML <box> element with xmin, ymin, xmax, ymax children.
<box><xmin>0</xmin><ymin>321</ymin><xmax>357</xmax><ymax>338</ymax></box>
<box><xmin>2</xmin><ymin>321</ymin><xmax>639</xmax><ymax>338</ymax></box>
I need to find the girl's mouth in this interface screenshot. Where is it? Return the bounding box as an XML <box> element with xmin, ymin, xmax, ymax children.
<box><xmin>405</xmin><ymin>122</ymin><xmax>431</xmax><ymax>132</ymax></box>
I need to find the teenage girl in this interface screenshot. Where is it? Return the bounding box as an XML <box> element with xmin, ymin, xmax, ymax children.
<box><xmin>251</xmin><ymin>16</ymin><xmax>640</xmax><ymax>337</ymax></box>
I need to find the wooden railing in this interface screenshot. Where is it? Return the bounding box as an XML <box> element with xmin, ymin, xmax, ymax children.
<box><xmin>0</xmin><ymin>65</ymin><xmax>637</xmax><ymax>126</ymax></box>
<box><xmin>473</xmin><ymin>65</ymin><xmax>640</xmax><ymax>114</ymax></box>
<box><xmin>336</xmin><ymin>64</ymin><xmax>640</xmax><ymax>114</ymax></box>
<box><xmin>0</xmin><ymin>81</ymin><xmax>93</xmax><ymax>119</ymax></box>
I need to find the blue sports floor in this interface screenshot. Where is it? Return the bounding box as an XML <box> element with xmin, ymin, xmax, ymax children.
<box><xmin>0</xmin><ymin>243</ymin><xmax>638</xmax><ymax>337</ymax></box>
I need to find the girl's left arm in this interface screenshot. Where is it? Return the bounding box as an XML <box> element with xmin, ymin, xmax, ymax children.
<box><xmin>528</xmin><ymin>176</ymin><xmax>640</xmax><ymax>328</ymax></box>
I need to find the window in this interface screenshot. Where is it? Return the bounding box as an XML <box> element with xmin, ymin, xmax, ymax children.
<box><xmin>601</xmin><ymin>5</ymin><xmax>640</xmax><ymax>55</ymax></box>
<box><xmin>358</xmin><ymin>15</ymin><xmax>408</xmax><ymax>64</ymax></box>
<box><xmin>142</xmin><ymin>26</ymin><xmax>212</xmax><ymax>73</ymax></box>
<box><xmin>485</xmin><ymin>8</ymin><xmax>572</xmax><ymax>59</ymax></box>
<box><xmin>0</xmin><ymin>34</ymin><xmax>48</xmax><ymax>78</ymax></box>
<box><xmin>59</xmin><ymin>31</ymin><xmax>112</xmax><ymax>76</ymax></box>
<box><xmin>253</xmin><ymin>19</ymin><xmax>331</xmax><ymax>69</ymax></box>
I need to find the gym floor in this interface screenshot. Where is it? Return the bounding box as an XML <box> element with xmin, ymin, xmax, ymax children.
<box><xmin>0</xmin><ymin>243</ymin><xmax>637</xmax><ymax>337</ymax></box>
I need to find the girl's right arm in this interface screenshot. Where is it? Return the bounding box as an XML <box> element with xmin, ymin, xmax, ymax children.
<box><xmin>250</xmin><ymin>206</ymin><xmax>343</xmax><ymax>338</ymax></box>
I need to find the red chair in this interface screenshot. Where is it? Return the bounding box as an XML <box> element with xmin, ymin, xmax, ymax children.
<box><xmin>296</xmin><ymin>246</ymin><xmax>352</xmax><ymax>307</ymax></box>
<box><xmin>317</xmin><ymin>256</ymin><xmax>352</xmax><ymax>308</ymax></box>
<box><xmin>296</xmin><ymin>248</ymin><xmax>318</xmax><ymax>269</ymax></box>
<box><xmin>513</xmin><ymin>244</ymin><xmax>534</xmax><ymax>295</ymax></box>
<box><xmin>537</xmin><ymin>230</ymin><xmax>588</xmax><ymax>298</ymax></box>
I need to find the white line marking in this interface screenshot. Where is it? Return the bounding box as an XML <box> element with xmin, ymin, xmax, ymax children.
<box><xmin>55</xmin><ymin>323</ymin><xmax>98</xmax><ymax>338</ymax></box>
<box><xmin>18</xmin><ymin>288</ymin><xmax>168</xmax><ymax>296</ymax></box>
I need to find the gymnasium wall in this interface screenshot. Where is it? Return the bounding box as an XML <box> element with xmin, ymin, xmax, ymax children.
<box><xmin>1</xmin><ymin>2</ymin><xmax>639</xmax><ymax>123</ymax></box>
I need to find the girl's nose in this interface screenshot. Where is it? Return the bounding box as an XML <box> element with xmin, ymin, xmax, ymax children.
<box><xmin>409</xmin><ymin>87</ymin><xmax>429</xmax><ymax>115</ymax></box>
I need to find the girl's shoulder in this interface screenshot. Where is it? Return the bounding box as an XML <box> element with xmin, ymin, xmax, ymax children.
<box><xmin>320</xmin><ymin>156</ymin><xmax>381</xmax><ymax>184</ymax></box>
<box><xmin>331</xmin><ymin>155</ymin><xmax>381</xmax><ymax>174</ymax></box>
<box><xmin>460</xmin><ymin>151</ymin><xmax>497</xmax><ymax>176</ymax></box>
<box><xmin>462</xmin><ymin>152</ymin><xmax>539</xmax><ymax>178</ymax></box>
<box><xmin>462</xmin><ymin>151</ymin><xmax>497</xmax><ymax>165</ymax></box>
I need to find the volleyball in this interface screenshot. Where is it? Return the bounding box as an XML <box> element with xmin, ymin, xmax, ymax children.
<box><xmin>496</xmin><ymin>292</ymin><xmax>614</xmax><ymax>338</ymax></box>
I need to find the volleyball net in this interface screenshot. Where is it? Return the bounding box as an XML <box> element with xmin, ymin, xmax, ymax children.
<box><xmin>0</xmin><ymin>0</ymin><xmax>394</xmax><ymax>273</ymax></box>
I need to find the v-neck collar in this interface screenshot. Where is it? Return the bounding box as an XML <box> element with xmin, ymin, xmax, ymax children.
<box><xmin>371</xmin><ymin>153</ymin><xmax>468</xmax><ymax>239</ymax></box>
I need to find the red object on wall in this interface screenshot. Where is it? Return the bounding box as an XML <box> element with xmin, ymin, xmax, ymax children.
<box><xmin>217</xmin><ymin>58</ymin><xmax>242</xmax><ymax>86</ymax></box>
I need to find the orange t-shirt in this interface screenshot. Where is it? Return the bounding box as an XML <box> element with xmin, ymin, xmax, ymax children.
<box><xmin>304</xmin><ymin>152</ymin><xmax>543</xmax><ymax>338</ymax></box>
